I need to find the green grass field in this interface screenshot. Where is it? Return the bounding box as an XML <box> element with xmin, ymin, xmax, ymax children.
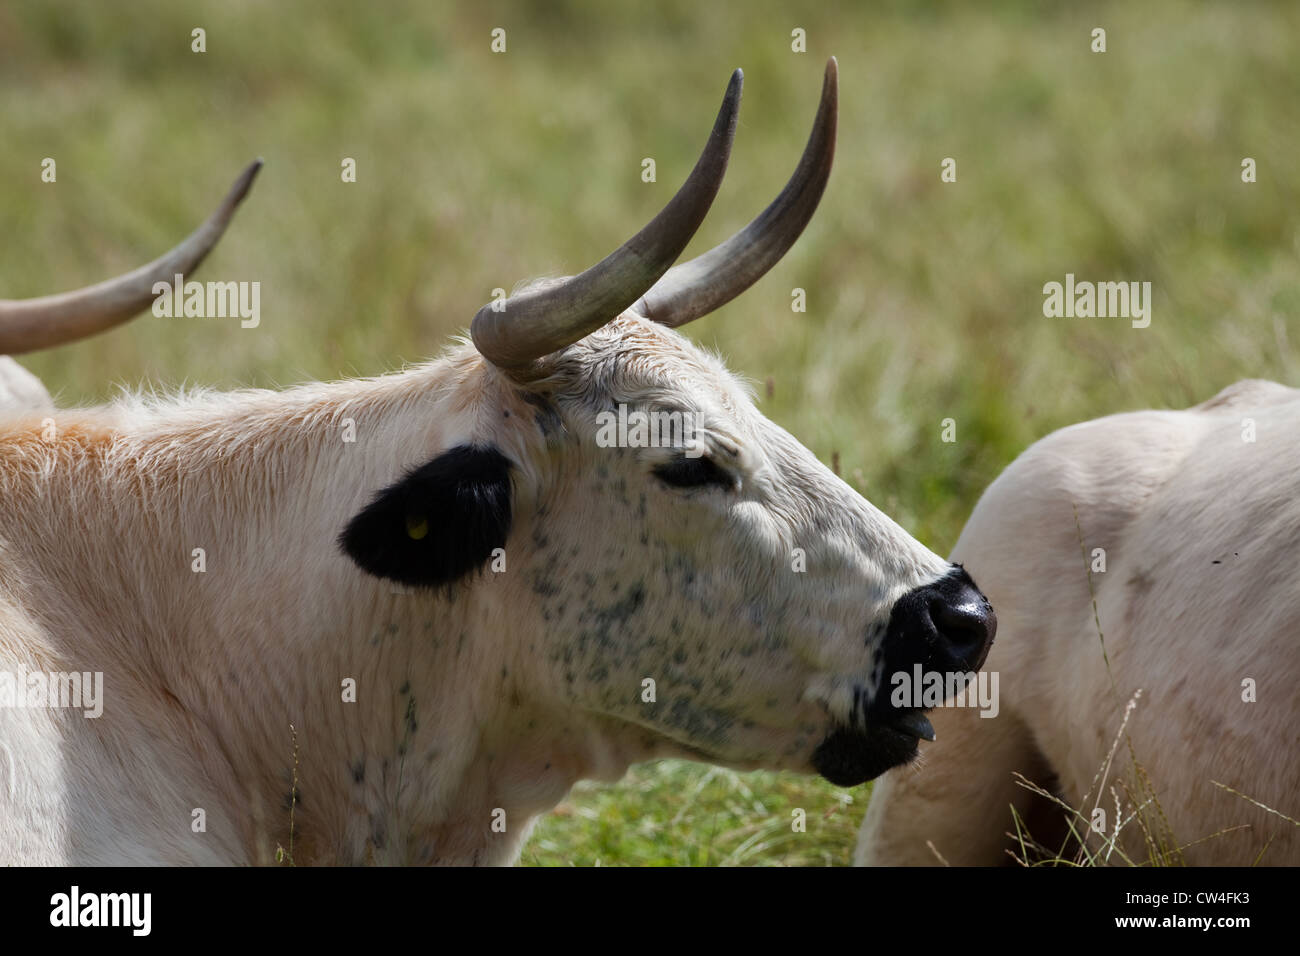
<box><xmin>4</xmin><ymin>0</ymin><xmax>1296</xmax><ymax>864</ymax></box>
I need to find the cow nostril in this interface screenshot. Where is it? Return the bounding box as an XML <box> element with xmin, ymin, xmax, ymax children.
<box><xmin>875</xmin><ymin>566</ymin><xmax>999</xmax><ymax>706</ymax></box>
<box><xmin>930</xmin><ymin>592</ymin><xmax>996</xmax><ymax>665</ymax></box>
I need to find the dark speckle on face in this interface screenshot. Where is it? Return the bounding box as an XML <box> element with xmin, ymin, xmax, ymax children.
<box><xmin>521</xmin><ymin>391</ymin><xmax>562</xmax><ymax>437</ymax></box>
<box><xmin>404</xmin><ymin>696</ymin><xmax>418</xmax><ymax>737</ymax></box>
<box><xmin>531</xmin><ymin>573</ymin><xmax>561</xmax><ymax>598</ymax></box>
<box><xmin>602</xmin><ymin>583</ymin><xmax>645</xmax><ymax>622</ymax></box>
<box><xmin>369</xmin><ymin>813</ymin><xmax>388</xmax><ymax>850</ymax></box>
<box><xmin>664</xmin><ymin>695</ymin><xmax>734</xmax><ymax>743</ymax></box>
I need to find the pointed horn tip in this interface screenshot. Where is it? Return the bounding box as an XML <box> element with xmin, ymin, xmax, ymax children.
<box><xmin>724</xmin><ymin>68</ymin><xmax>743</xmax><ymax>105</ymax></box>
<box><xmin>824</xmin><ymin>57</ymin><xmax>839</xmax><ymax>89</ymax></box>
<box><xmin>227</xmin><ymin>158</ymin><xmax>264</xmax><ymax>207</ymax></box>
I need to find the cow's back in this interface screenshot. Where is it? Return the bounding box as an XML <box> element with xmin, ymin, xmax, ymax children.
<box><xmin>0</xmin><ymin>571</ymin><xmax>249</xmax><ymax>865</ymax></box>
<box><xmin>859</xmin><ymin>379</ymin><xmax>1300</xmax><ymax>865</ymax></box>
<box><xmin>965</xmin><ymin>379</ymin><xmax>1299</xmax><ymax>863</ymax></box>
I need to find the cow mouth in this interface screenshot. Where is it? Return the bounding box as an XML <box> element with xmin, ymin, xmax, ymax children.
<box><xmin>811</xmin><ymin>711</ymin><xmax>936</xmax><ymax>786</ymax></box>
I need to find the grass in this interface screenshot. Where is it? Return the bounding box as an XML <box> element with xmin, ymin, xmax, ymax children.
<box><xmin>1004</xmin><ymin>694</ymin><xmax>1298</xmax><ymax>867</ymax></box>
<box><xmin>274</xmin><ymin>723</ymin><xmax>300</xmax><ymax>866</ymax></box>
<box><xmin>523</xmin><ymin>762</ymin><xmax>865</xmax><ymax>867</ymax></box>
<box><xmin>3</xmin><ymin>0</ymin><xmax>1298</xmax><ymax>864</ymax></box>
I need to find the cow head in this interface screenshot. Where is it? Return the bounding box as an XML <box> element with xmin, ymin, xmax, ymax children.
<box><xmin>339</xmin><ymin>60</ymin><xmax>996</xmax><ymax>786</ymax></box>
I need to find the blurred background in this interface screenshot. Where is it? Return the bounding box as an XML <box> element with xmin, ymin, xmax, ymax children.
<box><xmin>3</xmin><ymin>0</ymin><xmax>1297</xmax><ymax>864</ymax></box>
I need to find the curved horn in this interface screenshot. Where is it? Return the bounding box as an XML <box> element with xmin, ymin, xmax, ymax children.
<box><xmin>0</xmin><ymin>159</ymin><xmax>262</xmax><ymax>355</ymax></box>
<box><xmin>471</xmin><ymin>70</ymin><xmax>743</xmax><ymax>371</ymax></box>
<box><xmin>633</xmin><ymin>57</ymin><xmax>838</xmax><ymax>328</ymax></box>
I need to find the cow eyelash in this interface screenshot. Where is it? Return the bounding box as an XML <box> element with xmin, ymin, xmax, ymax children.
<box><xmin>652</xmin><ymin>455</ymin><xmax>738</xmax><ymax>492</ymax></box>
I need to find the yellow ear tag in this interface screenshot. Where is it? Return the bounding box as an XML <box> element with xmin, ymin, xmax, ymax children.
<box><xmin>405</xmin><ymin>515</ymin><xmax>428</xmax><ymax>540</ymax></box>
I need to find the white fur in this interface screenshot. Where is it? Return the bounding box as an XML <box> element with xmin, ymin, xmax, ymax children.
<box><xmin>0</xmin><ymin>316</ymin><xmax>951</xmax><ymax>865</ymax></box>
<box><xmin>857</xmin><ymin>379</ymin><xmax>1300</xmax><ymax>866</ymax></box>
<box><xmin>0</xmin><ymin>357</ymin><xmax>53</xmax><ymax>415</ymax></box>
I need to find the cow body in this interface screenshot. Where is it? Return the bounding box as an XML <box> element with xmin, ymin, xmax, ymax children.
<box><xmin>857</xmin><ymin>379</ymin><xmax>1300</xmax><ymax>866</ymax></box>
<box><xmin>0</xmin><ymin>357</ymin><xmax>53</xmax><ymax>415</ymax></box>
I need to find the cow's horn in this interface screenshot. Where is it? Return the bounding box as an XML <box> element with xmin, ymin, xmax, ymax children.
<box><xmin>634</xmin><ymin>57</ymin><xmax>838</xmax><ymax>328</ymax></box>
<box><xmin>0</xmin><ymin>160</ymin><xmax>262</xmax><ymax>355</ymax></box>
<box><xmin>470</xmin><ymin>70</ymin><xmax>743</xmax><ymax>372</ymax></box>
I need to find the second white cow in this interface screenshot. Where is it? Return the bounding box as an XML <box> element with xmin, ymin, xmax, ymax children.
<box><xmin>858</xmin><ymin>378</ymin><xmax>1300</xmax><ymax>866</ymax></box>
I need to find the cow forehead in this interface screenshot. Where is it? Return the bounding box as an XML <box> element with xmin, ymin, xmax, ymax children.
<box><xmin>539</xmin><ymin>315</ymin><xmax>758</xmax><ymax>419</ymax></box>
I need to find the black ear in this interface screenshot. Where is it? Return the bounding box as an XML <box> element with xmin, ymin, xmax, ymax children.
<box><xmin>339</xmin><ymin>444</ymin><xmax>513</xmax><ymax>588</ymax></box>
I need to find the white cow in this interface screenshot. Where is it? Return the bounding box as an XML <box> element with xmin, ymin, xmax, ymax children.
<box><xmin>0</xmin><ymin>357</ymin><xmax>53</xmax><ymax>415</ymax></box>
<box><xmin>0</xmin><ymin>61</ymin><xmax>996</xmax><ymax>865</ymax></box>
<box><xmin>857</xmin><ymin>378</ymin><xmax>1300</xmax><ymax>866</ymax></box>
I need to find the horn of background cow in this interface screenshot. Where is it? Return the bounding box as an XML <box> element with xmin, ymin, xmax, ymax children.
<box><xmin>470</xmin><ymin>70</ymin><xmax>743</xmax><ymax>373</ymax></box>
<box><xmin>632</xmin><ymin>57</ymin><xmax>838</xmax><ymax>328</ymax></box>
<box><xmin>0</xmin><ymin>159</ymin><xmax>262</xmax><ymax>356</ymax></box>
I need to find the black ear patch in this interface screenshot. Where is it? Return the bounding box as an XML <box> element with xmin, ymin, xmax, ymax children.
<box><xmin>339</xmin><ymin>445</ymin><xmax>513</xmax><ymax>588</ymax></box>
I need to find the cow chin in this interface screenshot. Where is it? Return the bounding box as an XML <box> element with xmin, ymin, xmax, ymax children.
<box><xmin>810</xmin><ymin>725</ymin><xmax>922</xmax><ymax>787</ymax></box>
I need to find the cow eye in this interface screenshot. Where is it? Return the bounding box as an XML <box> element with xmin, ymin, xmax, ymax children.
<box><xmin>652</xmin><ymin>455</ymin><xmax>737</xmax><ymax>492</ymax></box>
